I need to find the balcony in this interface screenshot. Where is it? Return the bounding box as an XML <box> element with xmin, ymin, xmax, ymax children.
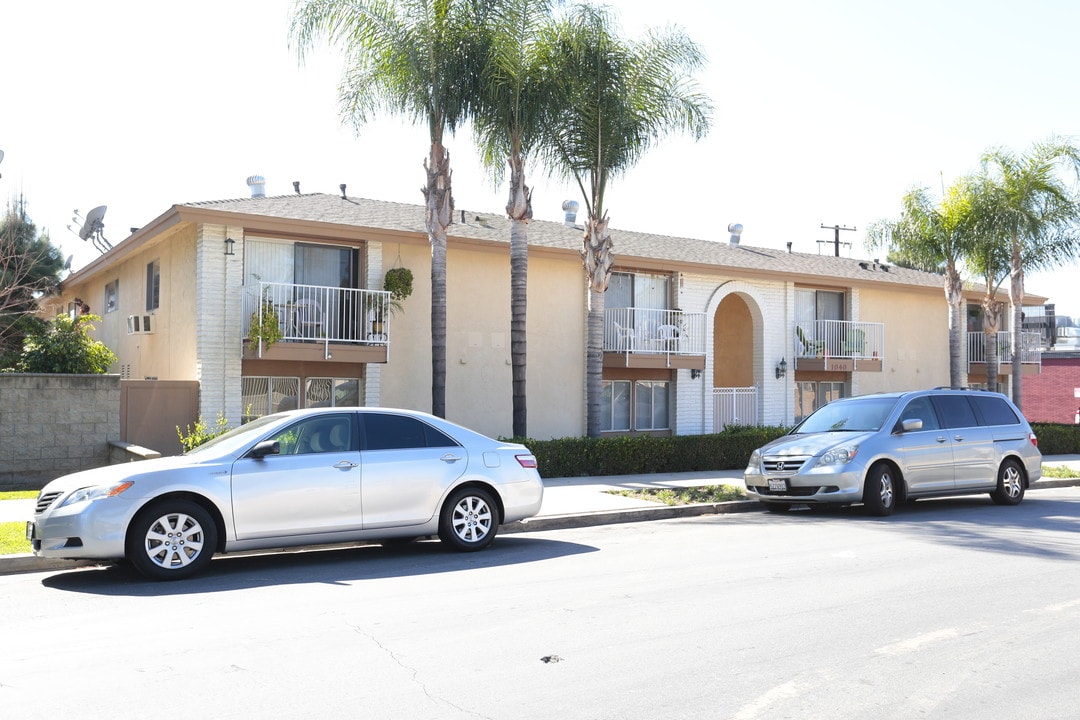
<box><xmin>242</xmin><ymin>281</ymin><xmax>391</xmax><ymax>363</ymax></box>
<box><xmin>603</xmin><ymin>308</ymin><xmax>706</xmax><ymax>370</ymax></box>
<box><xmin>967</xmin><ymin>331</ymin><xmax>1042</xmax><ymax>375</ymax></box>
<box><xmin>794</xmin><ymin>320</ymin><xmax>885</xmax><ymax>373</ymax></box>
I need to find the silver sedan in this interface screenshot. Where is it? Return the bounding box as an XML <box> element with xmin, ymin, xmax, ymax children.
<box><xmin>28</xmin><ymin>408</ymin><xmax>544</xmax><ymax>580</ymax></box>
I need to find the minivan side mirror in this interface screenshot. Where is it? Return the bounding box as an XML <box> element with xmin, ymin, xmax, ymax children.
<box><xmin>249</xmin><ymin>440</ymin><xmax>281</xmax><ymax>459</ymax></box>
<box><xmin>900</xmin><ymin>418</ymin><xmax>923</xmax><ymax>433</ymax></box>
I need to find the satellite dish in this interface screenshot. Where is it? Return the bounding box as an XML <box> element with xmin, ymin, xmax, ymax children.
<box><xmin>76</xmin><ymin>205</ymin><xmax>112</xmax><ymax>254</ymax></box>
<box><xmin>79</xmin><ymin>205</ymin><xmax>106</xmax><ymax>240</ymax></box>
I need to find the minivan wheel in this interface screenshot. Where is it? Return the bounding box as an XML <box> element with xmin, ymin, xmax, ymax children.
<box><xmin>863</xmin><ymin>464</ymin><xmax>896</xmax><ymax>517</ymax></box>
<box><xmin>126</xmin><ymin>500</ymin><xmax>218</xmax><ymax>580</ymax></box>
<box><xmin>990</xmin><ymin>459</ymin><xmax>1025</xmax><ymax>506</ymax></box>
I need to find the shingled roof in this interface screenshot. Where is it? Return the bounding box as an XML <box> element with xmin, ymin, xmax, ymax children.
<box><xmin>182</xmin><ymin>192</ymin><xmax>957</xmax><ymax>293</ymax></box>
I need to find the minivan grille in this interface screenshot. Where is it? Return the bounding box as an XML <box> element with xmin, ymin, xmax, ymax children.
<box><xmin>763</xmin><ymin>457</ymin><xmax>807</xmax><ymax>475</ymax></box>
<box><xmin>35</xmin><ymin>492</ymin><xmax>63</xmax><ymax>514</ymax></box>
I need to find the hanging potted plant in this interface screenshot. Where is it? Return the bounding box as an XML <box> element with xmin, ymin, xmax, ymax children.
<box><xmin>383</xmin><ymin>266</ymin><xmax>414</xmax><ymax>308</ymax></box>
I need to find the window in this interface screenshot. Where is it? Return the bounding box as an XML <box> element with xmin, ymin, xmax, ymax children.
<box><xmin>969</xmin><ymin>395</ymin><xmax>1020</xmax><ymax>426</ymax></box>
<box><xmin>362</xmin><ymin>413</ymin><xmax>458</xmax><ymax>450</ymax></box>
<box><xmin>145</xmin><ymin>260</ymin><xmax>160</xmax><ymax>312</ymax></box>
<box><xmin>104</xmin><ymin>280</ymin><xmax>119</xmax><ymax>314</ymax></box>
<box><xmin>241</xmin><ymin>376</ymin><xmax>301</xmax><ymax>421</ymax></box>
<box><xmin>794</xmin><ymin>381</ymin><xmax>846</xmax><ymax>422</ymax></box>
<box><xmin>931</xmin><ymin>395</ymin><xmax>979</xmax><ymax>429</ymax></box>
<box><xmin>305</xmin><ymin>378</ymin><xmax>361</xmax><ymax>408</ymax></box>
<box><xmin>266</xmin><ymin>414</ymin><xmax>353</xmax><ymax>455</ymax></box>
<box><xmin>601</xmin><ymin>379</ymin><xmax>670</xmax><ymax>432</ymax></box>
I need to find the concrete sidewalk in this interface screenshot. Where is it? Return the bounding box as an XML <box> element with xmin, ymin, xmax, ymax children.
<box><xmin>3</xmin><ymin>456</ymin><xmax>1079</xmax><ymax>575</ymax></box>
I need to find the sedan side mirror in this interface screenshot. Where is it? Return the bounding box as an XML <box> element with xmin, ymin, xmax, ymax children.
<box><xmin>249</xmin><ymin>440</ymin><xmax>281</xmax><ymax>459</ymax></box>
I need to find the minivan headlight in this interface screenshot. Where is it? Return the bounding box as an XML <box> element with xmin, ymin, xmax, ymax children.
<box><xmin>748</xmin><ymin>449</ymin><xmax>762</xmax><ymax>468</ymax></box>
<box><xmin>819</xmin><ymin>445</ymin><xmax>858</xmax><ymax>465</ymax></box>
<box><xmin>59</xmin><ymin>481</ymin><xmax>134</xmax><ymax>507</ymax></box>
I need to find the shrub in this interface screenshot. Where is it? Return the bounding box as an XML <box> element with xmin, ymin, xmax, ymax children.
<box><xmin>1031</xmin><ymin>422</ymin><xmax>1080</xmax><ymax>456</ymax></box>
<box><xmin>519</xmin><ymin>425</ymin><xmax>790</xmax><ymax>478</ymax></box>
<box><xmin>177</xmin><ymin>413</ymin><xmax>231</xmax><ymax>453</ymax></box>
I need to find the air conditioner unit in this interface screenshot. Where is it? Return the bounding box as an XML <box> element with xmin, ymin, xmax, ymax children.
<box><xmin>127</xmin><ymin>315</ymin><xmax>154</xmax><ymax>335</ymax></box>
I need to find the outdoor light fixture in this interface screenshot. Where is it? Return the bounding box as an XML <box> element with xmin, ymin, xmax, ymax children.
<box><xmin>691</xmin><ymin>368</ymin><xmax>702</xmax><ymax>380</ymax></box>
<box><xmin>775</xmin><ymin>357</ymin><xmax>787</xmax><ymax>380</ymax></box>
<box><xmin>224</xmin><ymin>237</ymin><xmax>235</xmax><ymax>256</ymax></box>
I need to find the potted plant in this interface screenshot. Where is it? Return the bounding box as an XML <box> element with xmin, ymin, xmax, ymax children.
<box><xmin>249</xmin><ymin>289</ymin><xmax>283</xmax><ymax>350</ymax></box>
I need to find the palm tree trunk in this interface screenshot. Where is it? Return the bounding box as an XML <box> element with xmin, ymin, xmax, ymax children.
<box><xmin>982</xmin><ymin>298</ymin><xmax>1002</xmax><ymax>393</ymax></box>
<box><xmin>1009</xmin><ymin>236</ymin><xmax>1024</xmax><ymax>407</ymax></box>
<box><xmin>423</xmin><ymin>138</ymin><xmax>453</xmax><ymax>419</ymax></box>
<box><xmin>507</xmin><ymin>153</ymin><xmax>532</xmax><ymax>438</ymax></box>
<box><xmin>582</xmin><ymin>213</ymin><xmax>613</xmax><ymax>438</ymax></box>
<box><xmin>945</xmin><ymin>263</ymin><xmax>963</xmax><ymax>388</ymax></box>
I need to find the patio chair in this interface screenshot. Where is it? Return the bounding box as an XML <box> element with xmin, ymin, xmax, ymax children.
<box><xmin>796</xmin><ymin>325</ymin><xmax>825</xmax><ymax>356</ymax></box>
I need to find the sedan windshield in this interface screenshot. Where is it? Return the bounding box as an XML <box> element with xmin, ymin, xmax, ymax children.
<box><xmin>794</xmin><ymin>397</ymin><xmax>898</xmax><ymax>434</ymax></box>
<box><xmin>185</xmin><ymin>413</ymin><xmax>284</xmax><ymax>456</ymax></box>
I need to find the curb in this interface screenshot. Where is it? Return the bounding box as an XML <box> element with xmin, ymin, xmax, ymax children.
<box><xmin>4</xmin><ymin>480</ymin><xmax>1078</xmax><ymax>577</ymax></box>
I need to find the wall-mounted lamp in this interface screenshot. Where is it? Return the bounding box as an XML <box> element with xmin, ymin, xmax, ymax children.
<box><xmin>690</xmin><ymin>368</ymin><xmax>702</xmax><ymax>380</ymax></box>
<box><xmin>775</xmin><ymin>357</ymin><xmax>787</xmax><ymax>380</ymax></box>
<box><xmin>224</xmin><ymin>237</ymin><xmax>235</xmax><ymax>256</ymax></box>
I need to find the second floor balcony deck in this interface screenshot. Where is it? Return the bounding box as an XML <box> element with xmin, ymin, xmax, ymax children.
<box><xmin>604</xmin><ymin>308</ymin><xmax>706</xmax><ymax>370</ymax></box>
<box><xmin>967</xmin><ymin>331</ymin><xmax>1042</xmax><ymax>375</ymax></box>
<box><xmin>242</xmin><ymin>281</ymin><xmax>392</xmax><ymax>363</ymax></box>
<box><xmin>794</xmin><ymin>320</ymin><xmax>885</xmax><ymax>372</ymax></box>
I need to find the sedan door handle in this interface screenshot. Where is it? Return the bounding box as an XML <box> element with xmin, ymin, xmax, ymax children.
<box><xmin>334</xmin><ymin>460</ymin><xmax>359</xmax><ymax>469</ymax></box>
<box><xmin>440</xmin><ymin>453</ymin><xmax>463</xmax><ymax>464</ymax></box>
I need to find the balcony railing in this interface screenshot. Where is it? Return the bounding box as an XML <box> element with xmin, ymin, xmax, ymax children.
<box><xmin>604</xmin><ymin>307</ymin><xmax>706</xmax><ymax>356</ymax></box>
<box><xmin>967</xmin><ymin>331</ymin><xmax>1042</xmax><ymax>365</ymax></box>
<box><xmin>243</xmin><ymin>282</ymin><xmax>391</xmax><ymax>352</ymax></box>
<box><xmin>794</xmin><ymin>320</ymin><xmax>885</xmax><ymax>364</ymax></box>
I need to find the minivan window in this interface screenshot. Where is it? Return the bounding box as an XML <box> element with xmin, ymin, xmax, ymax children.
<box><xmin>969</xmin><ymin>395</ymin><xmax>1021</xmax><ymax>426</ymax></box>
<box><xmin>931</xmin><ymin>395</ymin><xmax>978</xmax><ymax>429</ymax></box>
<box><xmin>897</xmin><ymin>396</ymin><xmax>941</xmax><ymax>431</ymax></box>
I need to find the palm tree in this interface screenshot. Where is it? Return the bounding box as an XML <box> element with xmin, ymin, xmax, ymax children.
<box><xmin>866</xmin><ymin>179</ymin><xmax>979</xmax><ymax>389</ymax></box>
<box><xmin>979</xmin><ymin>138</ymin><xmax>1080</xmax><ymax>406</ymax></box>
<box><xmin>291</xmin><ymin>0</ymin><xmax>491</xmax><ymax>418</ymax></box>
<box><xmin>471</xmin><ymin>0</ymin><xmax>556</xmax><ymax>439</ymax></box>
<box><xmin>964</xmin><ymin>184</ymin><xmax>1012</xmax><ymax>392</ymax></box>
<box><xmin>533</xmin><ymin>4</ymin><xmax>712</xmax><ymax>437</ymax></box>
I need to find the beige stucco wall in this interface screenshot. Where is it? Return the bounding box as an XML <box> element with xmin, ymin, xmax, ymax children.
<box><xmin>855</xmin><ymin>285</ymin><xmax>950</xmax><ymax>394</ymax></box>
<box><xmin>378</xmin><ymin>241</ymin><xmax>586</xmax><ymax>440</ymax></box>
<box><xmin>51</xmin><ymin>224</ymin><xmax>199</xmax><ymax>382</ymax></box>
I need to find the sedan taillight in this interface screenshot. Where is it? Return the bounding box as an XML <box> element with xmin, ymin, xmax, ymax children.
<box><xmin>515</xmin><ymin>454</ymin><xmax>538</xmax><ymax>469</ymax></box>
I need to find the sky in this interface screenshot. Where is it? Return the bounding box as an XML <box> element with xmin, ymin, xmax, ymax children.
<box><xmin>2</xmin><ymin>0</ymin><xmax>1079</xmax><ymax>316</ymax></box>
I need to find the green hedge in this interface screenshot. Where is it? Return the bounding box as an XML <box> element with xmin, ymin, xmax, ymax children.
<box><xmin>1031</xmin><ymin>423</ymin><xmax>1080</xmax><ymax>456</ymax></box>
<box><xmin>519</xmin><ymin>425</ymin><xmax>789</xmax><ymax>478</ymax></box>
<box><xmin>520</xmin><ymin>423</ymin><xmax>1080</xmax><ymax>479</ymax></box>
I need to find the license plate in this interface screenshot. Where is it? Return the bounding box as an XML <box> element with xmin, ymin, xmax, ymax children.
<box><xmin>768</xmin><ymin>478</ymin><xmax>787</xmax><ymax>493</ymax></box>
<box><xmin>26</xmin><ymin>521</ymin><xmax>35</xmax><ymax>541</ymax></box>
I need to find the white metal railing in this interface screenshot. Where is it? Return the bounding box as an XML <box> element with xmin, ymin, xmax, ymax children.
<box><xmin>794</xmin><ymin>320</ymin><xmax>885</xmax><ymax>364</ymax></box>
<box><xmin>604</xmin><ymin>307</ymin><xmax>707</xmax><ymax>356</ymax></box>
<box><xmin>713</xmin><ymin>387</ymin><xmax>758</xmax><ymax>432</ymax></box>
<box><xmin>243</xmin><ymin>282</ymin><xmax>391</xmax><ymax>352</ymax></box>
<box><xmin>966</xmin><ymin>331</ymin><xmax>1042</xmax><ymax>365</ymax></box>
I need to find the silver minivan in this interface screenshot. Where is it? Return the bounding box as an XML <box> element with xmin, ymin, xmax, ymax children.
<box><xmin>744</xmin><ymin>389</ymin><xmax>1042</xmax><ymax>515</ymax></box>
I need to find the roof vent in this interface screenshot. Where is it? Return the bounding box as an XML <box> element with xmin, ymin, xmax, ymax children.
<box><xmin>246</xmin><ymin>175</ymin><xmax>266</xmax><ymax>198</ymax></box>
<box><xmin>293</xmin><ymin>181</ymin><xmax>301</xmax><ymax>194</ymax></box>
<box><xmin>562</xmin><ymin>199</ymin><xmax>579</xmax><ymax>226</ymax></box>
<box><xmin>727</xmin><ymin>223</ymin><xmax>743</xmax><ymax>246</ymax></box>
<box><xmin>339</xmin><ymin>183</ymin><xmax>347</xmax><ymax>199</ymax></box>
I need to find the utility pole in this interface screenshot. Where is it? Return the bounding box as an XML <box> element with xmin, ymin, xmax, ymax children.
<box><xmin>821</xmin><ymin>223</ymin><xmax>856</xmax><ymax>257</ymax></box>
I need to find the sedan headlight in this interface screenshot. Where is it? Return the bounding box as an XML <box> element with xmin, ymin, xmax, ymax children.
<box><xmin>59</xmin><ymin>481</ymin><xmax>134</xmax><ymax>508</ymax></box>
<box><xmin>819</xmin><ymin>445</ymin><xmax>858</xmax><ymax>466</ymax></box>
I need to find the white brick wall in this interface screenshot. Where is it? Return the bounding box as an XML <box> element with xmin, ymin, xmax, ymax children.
<box><xmin>677</xmin><ymin>274</ymin><xmax>795</xmax><ymax>433</ymax></box>
<box><xmin>195</xmin><ymin>224</ymin><xmax>245</xmax><ymax>426</ymax></box>
<box><xmin>364</xmin><ymin>243</ymin><xmax>383</xmax><ymax>407</ymax></box>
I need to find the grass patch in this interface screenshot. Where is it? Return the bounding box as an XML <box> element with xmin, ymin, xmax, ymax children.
<box><xmin>0</xmin><ymin>491</ymin><xmax>37</xmax><ymax>501</ymax></box>
<box><xmin>1042</xmin><ymin>464</ymin><xmax>1080</xmax><ymax>479</ymax></box>
<box><xmin>0</xmin><ymin>522</ymin><xmax>30</xmax><ymax>555</ymax></box>
<box><xmin>0</xmin><ymin>491</ymin><xmax>35</xmax><ymax>555</ymax></box>
<box><xmin>608</xmin><ymin>484</ymin><xmax>746</xmax><ymax>505</ymax></box>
